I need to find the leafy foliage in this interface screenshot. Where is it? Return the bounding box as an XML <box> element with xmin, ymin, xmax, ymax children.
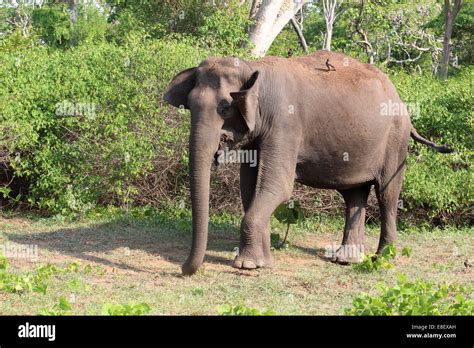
<box><xmin>101</xmin><ymin>302</ymin><xmax>152</xmax><ymax>315</ymax></box>
<box><xmin>274</xmin><ymin>200</ymin><xmax>304</xmax><ymax>225</ymax></box>
<box><xmin>106</xmin><ymin>0</ymin><xmax>251</xmax><ymax>53</ymax></box>
<box><xmin>0</xmin><ymin>38</ymin><xmax>207</xmax><ymax>215</ymax></box>
<box><xmin>352</xmin><ymin>243</ymin><xmax>397</xmax><ymax>272</ymax></box>
<box><xmin>0</xmin><ymin>255</ymin><xmax>101</xmax><ymax>295</ymax></box>
<box><xmin>0</xmin><ymin>253</ymin><xmax>61</xmax><ymax>294</ymax></box>
<box><xmin>345</xmin><ymin>273</ymin><xmax>474</xmax><ymax>315</ymax></box>
<box><xmin>0</xmin><ymin>0</ymin><xmax>471</xmax><ymax>224</ymax></box>
<box><xmin>217</xmin><ymin>304</ymin><xmax>276</xmax><ymax>316</ymax></box>
<box><xmin>392</xmin><ymin>71</ymin><xmax>473</xmax><ymax>222</ymax></box>
<box><xmin>38</xmin><ymin>296</ymin><xmax>73</xmax><ymax>316</ymax></box>
<box><xmin>31</xmin><ymin>6</ymin><xmax>73</xmax><ymax>47</ymax></box>
<box><xmin>272</xmin><ymin>200</ymin><xmax>304</xmax><ymax>249</ymax></box>
<box><xmin>402</xmin><ymin>246</ymin><xmax>412</xmax><ymax>257</ymax></box>
<box><xmin>38</xmin><ymin>297</ymin><xmax>153</xmax><ymax>316</ymax></box>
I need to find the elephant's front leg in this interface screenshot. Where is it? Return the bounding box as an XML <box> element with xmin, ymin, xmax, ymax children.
<box><xmin>233</xmin><ymin>213</ymin><xmax>275</xmax><ymax>269</ymax></box>
<box><xmin>237</xmin><ymin>161</ymin><xmax>273</xmax><ymax>268</ymax></box>
<box><xmin>234</xmin><ymin>145</ymin><xmax>296</xmax><ymax>270</ymax></box>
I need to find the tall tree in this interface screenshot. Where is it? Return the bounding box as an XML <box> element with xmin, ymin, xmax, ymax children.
<box><xmin>439</xmin><ymin>0</ymin><xmax>463</xmax><ymax>79</ymax></box>
<box><xmin>247</xmin><ymin>0</ymin><xmax>304</xmax><ymax>57</ymax></box>
<box><xmin>322</xmin><ymin>0</ymin><xmax>342</xmax><ymax>51</ymax></box>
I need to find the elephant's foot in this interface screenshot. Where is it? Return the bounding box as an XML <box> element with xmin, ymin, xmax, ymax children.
<box><xmin>232</xmin><ymin>246</ymin><xmax>274</xmax><ymax>270</ymax></box>
<box><xmin>330</xmin><ymin>244</ymin><xmax>363</xmax><ymax>265</ymax></box>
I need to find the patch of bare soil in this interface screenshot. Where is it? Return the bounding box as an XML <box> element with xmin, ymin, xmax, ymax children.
<box><xmin>0</xmin><ymin>216</ymin><xmax>32</xmax><ymax>228</ymax></box>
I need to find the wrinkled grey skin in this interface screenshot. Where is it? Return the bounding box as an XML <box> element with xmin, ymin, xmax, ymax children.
<box><xmin>164</xmin><ymin>51</ymin><xmax>453</xmax><ymax>275</ymax></box>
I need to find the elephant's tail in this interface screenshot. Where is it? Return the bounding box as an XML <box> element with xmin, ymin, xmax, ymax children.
<box><xmin>410</xmin><ymin>127</ymin><xmax>455</xmax><ymax>153</ymax></box>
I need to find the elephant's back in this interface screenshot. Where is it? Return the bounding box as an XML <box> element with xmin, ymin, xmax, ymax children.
<box><xmin>253</xmin><ymin>51</ymin><xmax>410</xmax><ymax>134</ymax></box>
<box><xmin>296</xmin><ymin>50</ymin><xmax>366</xmax><ymax>70</ymax></box>
<box><xmin>294</xmin><ymin>51</ymin><xmax>391</xmax><ymax>87</ymax></box>
<box><xmin>292</xmin><ymin>52</ymin><xmax>411</xmax><ymax>182</ymax></box>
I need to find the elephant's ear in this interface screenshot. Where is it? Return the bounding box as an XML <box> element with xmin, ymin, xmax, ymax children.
<box><xmin>164</xmin><ymin>67</ymin><xmax>197</xmax><ymax>109</ymax></box>
<box><xmin>230</xmin><ymin>71</ymin><xmax>260</xmax><ymax>132</ymax></box>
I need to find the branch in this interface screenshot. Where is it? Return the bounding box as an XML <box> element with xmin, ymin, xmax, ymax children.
<box><xmin>290</xmin><ymin>17</ymin><xmax>309</xmax><ymax>53</ymax></box>
<box><xmin>390</xmin><ymin>51</ymin><xmax>424</xmax><ymax>64</ymax></box>
<box><xmin>453</xmin><ymin>0</ymin><xmax>463</xmax><ymax>19</ymax></box>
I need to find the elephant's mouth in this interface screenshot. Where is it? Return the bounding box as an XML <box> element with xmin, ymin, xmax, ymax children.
<box><xmin>213</xmin><ymin>132</ymin><xmax>253</xmax><ymax>168</ymax></box>
<box><xmin>213</xmin><ymin>151</ymin><xmax>221</xmax><ymax>168</ymax></box>
<box><xmin>213</xmin><ymin>134</ymin><xmax>234</xmax><ymax>168</ymax></box>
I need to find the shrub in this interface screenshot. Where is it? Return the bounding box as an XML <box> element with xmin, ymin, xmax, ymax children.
<box><xmin>345</xmin><ymin>273</ymin><xmax>474</xmax><ymax>315</ymax></box>
<box><xmin>101</xmin><ymin>302</ymin><xmax>152</xmax><ymax>315</ymax></box>
<box><xmin>38</xmin><ymin>298</ymin><xmax>152</xmax><ymax>315</ymax></box>
<box><xmin>0</xmin><ymin>255</ymin><xmax>99</xmax><ymax>295</ymax></box>
<box><xmin>0</xmin><ymin>37</ymin><xmax>207</xmax><ymax>215</ymax></box>
<box><xmin>352</xmin><ymin>243</ymin><xmax>397</xmax><ymax>273</ymax></box>
<box><xmin>38</xmin><ymin>296</ymin><xmax>73</xmax><ymax>316</ymax></box>
<box><xmin>0</xmin><ymin>253</ymin><xmax>60</xmax><ymax>294</ymax></box>
<box><xmin>217</xmin><ymin>304</ymin><xmax>276</xmax><ymax>316</ymax></box>
<box><xmin>392</xmin><ymin>70</ymin><xmax>473</xmax><ymax>223</ymax></box>
<box><xmin>0</xmin><ymin>31</ymin><xmax>471</xmax><ymax>223</ymax></box>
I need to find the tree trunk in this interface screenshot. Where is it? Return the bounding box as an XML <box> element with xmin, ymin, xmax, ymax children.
<box><xmin>290</xmin><ymin>17</ymin><xmax>309</xmax><ymax>53</ymax></box>
<box><xmin>439</xmin><ymin>0</ymin><xmax>462</xmax><ymax>80</ymax></box>
<box><xmin>323</xmin><ymin>0</ymin><xmax>341</xmax><ymax>51</ymax></box>
<box><xmin>249</xmin><ymin>0</ymin><xmax>262</xmax><ymax>19</ymax></box>
<box><xmin>66</xmin><ymin>0</ymin><xmax>77</xmax><ymax>24</ymax></box>
<box><xmin>324</xmin><ymin>27</ymin><xmax>333</xmax><ymax>51</ymax></box>
<box><xmin>247</xmin><ymin>0</ymin><xmax>304</xmax><ymax>57</ymax></box>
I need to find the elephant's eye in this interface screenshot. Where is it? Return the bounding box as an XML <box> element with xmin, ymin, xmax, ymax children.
<box><xmin>217</xmin><ymin>100</ymin><xmax>232</xmax><ymax>117</ymax></box>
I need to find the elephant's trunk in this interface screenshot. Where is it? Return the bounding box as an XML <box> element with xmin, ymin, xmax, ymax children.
<box><xmin>182</xmin><ymin>120</ymin><xmax>220</xmax><ymax>275</ymax></box>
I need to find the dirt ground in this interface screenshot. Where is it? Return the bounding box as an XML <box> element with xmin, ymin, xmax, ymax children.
<box><xmin>0</xmin><ymin>214</ymin><xmax>472</xmax><ymax>315</ymax></box>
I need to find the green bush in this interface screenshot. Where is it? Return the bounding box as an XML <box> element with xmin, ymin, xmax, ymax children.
<box><xmin>217</xmin><ymin>304</ymin><xmax>276</xmax><ymax>316</ymax></box>
<box><xmin>0</xmin><ymin>255</ymin><xmax>99</xmax><ymax>295</ymax></box>
<box><xmin>101</xmin><ymin>302</ymin><xmax>151</xmax><ymax>315</ymax></box>
<box><xmin>352</xmin><ymin>243</ymin><xmax>397</xmax><ymax>272</ymax></box>
<box><xmin>391</xmin><ymin>70</ymin><xmax>473</xmax><ymax>222</ymax></box>
<box><xmin>0</xmin><ymin>252</ymin><xmax>60</xmax><ymax>294</ymax></box>
<box><xmin>345</xmin><ymin>273</ymin><xmax>474</xmax><ymax>315</ymax></box>
<box><xmin>106</xmin><ymin>0</ymin><xmax>251</xmax><ymax>53</ymax></box>
<box><xmin>38</xmin><ymin>298</ymin><xmax>152</xmax><ymax>315</ymax></box>
<box><xmin>38</xmin><ymin>296</ymin><xmax>73</xmax><ymax>316</ymax></box>
<box><xmin>0</xmin><ymin>20</ymin><xmax>471</xmax><ymax>222</ymax></box>
<box><xmin>0</xmin><ymin>37</ymin><xmax>207</xmax><ymax>215</ymax></box>
<box><xmin>31</xmin><ymin>6</ymin><xmax>73</xmax><ymax>47</ymax></box>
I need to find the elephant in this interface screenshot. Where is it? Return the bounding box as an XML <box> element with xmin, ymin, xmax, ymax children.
<box><xmin>164</xmin><ymin>51</ymin><xmax>453</xmax><ymax>275</ymax></box>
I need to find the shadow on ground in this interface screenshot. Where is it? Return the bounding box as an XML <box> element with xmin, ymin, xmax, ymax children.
<box><xmin>5</xmin><ymin>215</ymin><xmax>241</xmax><ymax>273</ymax></box>
<box><xmin>293</xmin><ymin>245</ymin><xmax>335</xmax><ymax>263</ymax></box>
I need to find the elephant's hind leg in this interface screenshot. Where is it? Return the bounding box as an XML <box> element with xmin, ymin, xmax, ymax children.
<box><xmin>333</xmin><ymin>185</ymin><xmax>371</xmax><ymax>264</ymax></box>
<box><xmin>240</xmin><ymin>161</ymin><xmax>257</xmax><ymax>212</ymax></box>
<box><xmin>374</xmin><ymin>160</ymin><xmax>406</xmax><ymax>254</ymax></box>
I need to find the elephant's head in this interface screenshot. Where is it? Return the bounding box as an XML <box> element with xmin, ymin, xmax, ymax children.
<box><xmin>164</xmin><ymin>58</ymin><xmax>261</xmax><ymax>275</ymax></box>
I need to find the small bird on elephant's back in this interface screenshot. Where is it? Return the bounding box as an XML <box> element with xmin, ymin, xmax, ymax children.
<box><xmin>326</xmin><ymin>58</ymin><xmax>336</xmax><ymax>71</ymax></box>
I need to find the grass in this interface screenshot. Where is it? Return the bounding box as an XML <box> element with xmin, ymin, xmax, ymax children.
<box><xmin>0</xmin><ymin>209</ymin><xmax>472</xmax><ymax>315</ymax></box>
